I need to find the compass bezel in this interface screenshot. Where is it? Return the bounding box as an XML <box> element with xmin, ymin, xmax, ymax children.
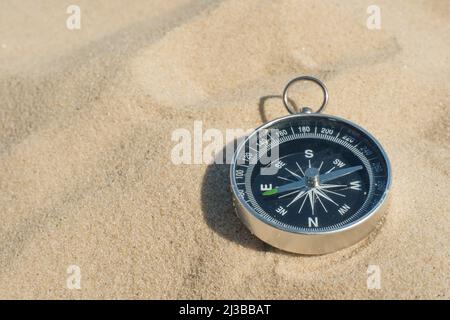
<box><xmin>230</xmin><ymin>113</ymin><xmax>392</xmax><ymax>254</ymax></box>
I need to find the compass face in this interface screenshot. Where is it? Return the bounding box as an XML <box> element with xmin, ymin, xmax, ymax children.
<box><xmin>231</xmin><ymin>114</ymin><xmax>390</xmax><ymax>235</ymax></box>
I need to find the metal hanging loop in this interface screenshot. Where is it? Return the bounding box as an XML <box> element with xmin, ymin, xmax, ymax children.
<box><xmin>282</xmin><ymin>76</ymin><xmax>329</xmax><ymax>114</ymax></box>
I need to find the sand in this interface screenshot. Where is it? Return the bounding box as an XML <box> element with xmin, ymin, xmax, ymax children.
<box><xmin>0</xmin><ymin>0</ymin><xmax>449</xmax><ymax>299</ymax></box>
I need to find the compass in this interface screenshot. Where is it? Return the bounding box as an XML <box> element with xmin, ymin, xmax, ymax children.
<box><xmin>230</xmin><ymin>76</ymin><xmax>391</xmax><ymax>254</ymax></box>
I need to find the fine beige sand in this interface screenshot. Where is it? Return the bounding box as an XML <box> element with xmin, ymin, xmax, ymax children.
<box><xmin>0</xmin><ymin>0</ymin><xmax>449</xmax><ymax>299</ymax></box>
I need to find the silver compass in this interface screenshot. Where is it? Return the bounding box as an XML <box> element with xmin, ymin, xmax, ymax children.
<box><xmin>230</xmin><ymin>76</ymin><xmax>391</xmax><ymax>254</ymax></box>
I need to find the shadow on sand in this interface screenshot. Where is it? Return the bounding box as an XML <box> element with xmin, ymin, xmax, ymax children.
<box><xmin>201</xmin><ymin>96</ymin><xmax>299</xmax><ymax>252</ymax></box>
<box><xmin>201</xmin><ymin>141</ymin><xmax>268</xmax><ymax>251</ymax></box>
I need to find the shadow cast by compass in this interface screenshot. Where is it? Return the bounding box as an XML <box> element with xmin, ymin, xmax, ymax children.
<box><xmin>201</xmin><ymin>141</ymin><xmax>270</xmax><ymax>252</ymax></box>
<box><xmin>258</xmin><ymin>95</ymin><xmax>298</xmax><ymax>123</ymax></box>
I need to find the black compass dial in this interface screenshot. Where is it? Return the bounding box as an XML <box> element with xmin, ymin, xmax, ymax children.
<box><xmin>231</xmin><ymin>114</ymin><xmax>390</xmax><ymax>233</ymax></box>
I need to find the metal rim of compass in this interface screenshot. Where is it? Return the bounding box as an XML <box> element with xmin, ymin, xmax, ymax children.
<box><xmin>230</xmin><ymin>113</ymin><xmax>392</xmax><ymax>254</ymax></box>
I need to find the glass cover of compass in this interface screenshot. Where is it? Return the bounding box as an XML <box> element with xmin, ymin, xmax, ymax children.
<box><xmin>230</xmin><ymin>113</ymin><xmax>391</xmax><ymax>254</ymax></box>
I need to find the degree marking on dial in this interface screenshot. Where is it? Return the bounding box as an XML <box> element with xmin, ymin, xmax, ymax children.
<box><xmin>239</xmin><ymin>130</ymin><xmax>379</xmax><ymax>233</ymax></box>
<box><xmin>290</xmin><ymin>126</ymin><xmax>295</xmax><ymax>135</ymax></box>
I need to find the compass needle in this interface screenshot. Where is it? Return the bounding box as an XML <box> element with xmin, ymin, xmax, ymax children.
<box><xmin>320</xmin><ymin>165</ymin><xmax>363</xmax><ymax>183</ymax></box>
<box><xmin>320</xmin><ymin>183</ymin><xmax>347</xmax><ymax>188</ymax></box>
